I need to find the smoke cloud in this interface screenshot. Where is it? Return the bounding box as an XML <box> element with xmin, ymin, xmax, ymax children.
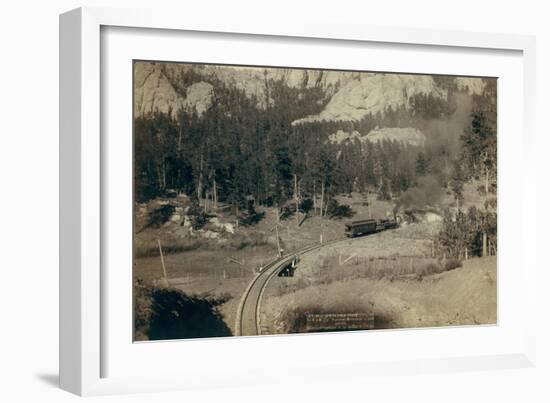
<box><xmin>395</xmin><ymin>175</ymin><xmax>444</xmax><ymax>213</ymax></box>
<box><xmin>394</xmin><ymin>91</ymin><xmax>474</xmax><ymax>215</ymax></box>
<box><xmin>423</xmin><ymin>92</ymin><xmax>473</xmax><ymax>156</ymax></box>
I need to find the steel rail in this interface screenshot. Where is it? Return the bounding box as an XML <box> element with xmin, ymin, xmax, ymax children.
<box><xmin>236</xmin><ymin>237</ymin><xmax>348</xmax><ymax>336</ymax></box>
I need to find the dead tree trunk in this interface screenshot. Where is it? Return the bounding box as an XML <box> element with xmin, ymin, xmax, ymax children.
<box><xmin>197</xmin><ymin>151</ymin><xmax>204</xmax><ymax>205</ymax></box>
<box><xmin>213</xmin><ymin>177</ymin><xmax>218</xmax><ymax>209</ymax></box>
<box><xmin>367</xmin><ymin>192</ymin><xmax>372</xmax><ymax>219</ymax></box>
<box><xmin>485</xmin><ymin>166</ymin><xmax>490</xmax><ymax>195</ymax></box>
<box><xmin>294</xmin><ymin>174</ymin><xmax>299</xmax><ymax>226</ymax></box>
<box><xmin>320</xmin><ymin>182</ymin><xmax>325</xmax><ymax>218</ymax></box>
<box><xmin>313</xmin><ymin>182</ymin><xmax>317</xmax><ymax>216</ymax></box>
<box><xmin>275</xmin><ymin>223</ymin><xmax>282</xmax><ymax>257</ymax></box>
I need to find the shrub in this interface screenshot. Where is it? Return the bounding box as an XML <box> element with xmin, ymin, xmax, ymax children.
<box><xmin>444</xmin><ymin>258</ymin><xmax>462</xmax><ymax>271</ymax></box>
<box><xmin>425</xmin><ymin>262</ymin><xmax>443</xmax><ymax>275</ymax></box>
<box><xmin>134</xmin><ymin>238</ymin><xmax>206</xmax><ymax>258</ymax></box>
<box><xmin>299</xmin><ymin>198</ymin><xmax>314</xmax><ymax>214</ymax></box>
<box><xmin>226</xmin><ymin>232</ymin><xmax>269</xmax><ymax>250</ymax></box>
<box><xmin>240</xmin><ymin>205</ymin><xmax>265</xmax><ymax>226</ymax></box>
<box><xmin>279</xmin><ymin>205</ymin><xmax>294</xmax><ymax>220</ymax></box>
<box><xmin>149</xmin><ymin>204</ymin><xmax>175</xmax><ymax>228</ymax></box>
<box><xmin>326</xmin><ymin>198</ymin><xmax>354</xmax><ymax>219</ymax></box>
<box><xmin>187</xmin><ymin>200</ymin><xmax>208</xmax><ymax>230</ymax></box>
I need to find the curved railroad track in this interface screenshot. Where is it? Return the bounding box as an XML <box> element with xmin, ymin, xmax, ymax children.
<box><xmin>235</xmin><ymin>237</ymin><xmax>349</xmax><ymax>336</ymax></box>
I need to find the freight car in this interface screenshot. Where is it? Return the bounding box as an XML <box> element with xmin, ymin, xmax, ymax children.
<box><xmin>344</xmin><ymin>218</ymin><xmax>398</xmax><ymax>238</ymax></box>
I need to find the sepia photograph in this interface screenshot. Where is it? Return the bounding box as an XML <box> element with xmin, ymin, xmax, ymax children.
<box><xmin>133</xmin><ymin>61</ymin><xmax>497</xmax><ymax>341</ymax></box>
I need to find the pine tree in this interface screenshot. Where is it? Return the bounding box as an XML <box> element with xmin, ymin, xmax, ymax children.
<box><xmin>450</xmin><ymin>160</ymin><xmax>464</xmax><ymax>213</ymax></box>
<box><xmin>415</xmin><ymin>151</ymin><xmax>428</xmax><ymax>176</ymax></box>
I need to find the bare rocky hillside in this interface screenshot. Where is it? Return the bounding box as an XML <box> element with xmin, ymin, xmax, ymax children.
<box><xmin>134</xmin><ymin>62</ymin><xmax>487</xmax><ymax>126</ymax></box>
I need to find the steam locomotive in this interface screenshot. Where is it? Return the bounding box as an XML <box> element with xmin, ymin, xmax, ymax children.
<box><xmin>344</xmin><ymin>217</ymin><xmax>398</xmax><ymax>238</ymax></box>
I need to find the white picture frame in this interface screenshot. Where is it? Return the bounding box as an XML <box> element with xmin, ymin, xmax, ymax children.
<box><xmin>60</xmin><ymin>6</ymin><xmax>537</xmax><ymax>396</ymax></box>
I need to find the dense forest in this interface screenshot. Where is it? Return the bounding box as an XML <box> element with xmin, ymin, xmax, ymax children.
<box><xmin>134</xmin><ymin>69</ymin><xmax>497</xmax><ymax>258</ymax></box>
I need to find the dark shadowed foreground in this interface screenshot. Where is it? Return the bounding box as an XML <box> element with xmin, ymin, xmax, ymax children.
<box><xmin>135</xmin><ymin>280</ymin><xmax>232</xmax><ymax>341</ymax></box>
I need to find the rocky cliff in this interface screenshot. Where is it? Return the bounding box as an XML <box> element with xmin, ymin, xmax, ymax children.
<box><xmin>293</xmin><ymin>73</ymin><xmax>447</xmax><ymax>124</ymax></box>
<box><xmin>134</xmin><ymin>62</ymin><xmax>487</xmax><ymax>133</ymax></box>
<box><xmin>328</xmin><ymin>127</ymin><xmax>426</xmax><ymax>147</ymax></box>
<box><xmin>134</xmin><ymin>63</ymin><xmax>184</xmax><ymax>119</ymax></box>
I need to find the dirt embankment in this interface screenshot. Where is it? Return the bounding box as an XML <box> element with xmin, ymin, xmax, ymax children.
<box><xmin>263</xmin><ymin>256</ymin><xmax>496</xmax><ymax>333</ymax></box>
<box><xmin>261</xmin><ymin>223</ymin><xmax>496</xmax><ymax>333</ymax></box>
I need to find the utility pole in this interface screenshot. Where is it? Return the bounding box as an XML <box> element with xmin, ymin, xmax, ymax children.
<box><xmin>275</xmin><ymin>223</ymin><xmax>283</xmax><ymax>258</ymax></box>
<box><xmin>213</xmin><ymin>176</ymin><xmax>218</xmax><ymax>209</ymax></box>
<box><xmin>367</xmin><ymin>192</ymin><xmax>372</xmax><ymax>219</ymax></box>
<box><xmin>158</xmin><ymin>238</ymin><xmax>169</xmax><ymax>287</ymax></box>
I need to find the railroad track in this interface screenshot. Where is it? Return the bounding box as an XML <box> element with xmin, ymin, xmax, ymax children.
<box><xmin>235</xmin><ymin>237</ymin><xmax>348</xmax><ymax>337</ymax></box>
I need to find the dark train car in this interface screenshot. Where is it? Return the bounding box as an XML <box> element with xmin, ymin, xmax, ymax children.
<box><xmin>378</xmin><ymin>218</ymin><xmax>398</xmax><ymax>230</ymax></box>
<box><xmin>345</xmin><ymin>217</ymin><xmax>398</xmax><ymax>237</ymax></box>
<box><xmin>344</xmin><ymin>219</ymin><xmax>378</xmax><ymax>238</ymax></box>
<box><xmin>384</xmin><ymin>218</ymin><xmax>398</xmax><ymax>229</ymax></box>
<box><xmin>278</xmin><ymin>257</ymin><xmax>300</xmax><ymax>277</ymax></box>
